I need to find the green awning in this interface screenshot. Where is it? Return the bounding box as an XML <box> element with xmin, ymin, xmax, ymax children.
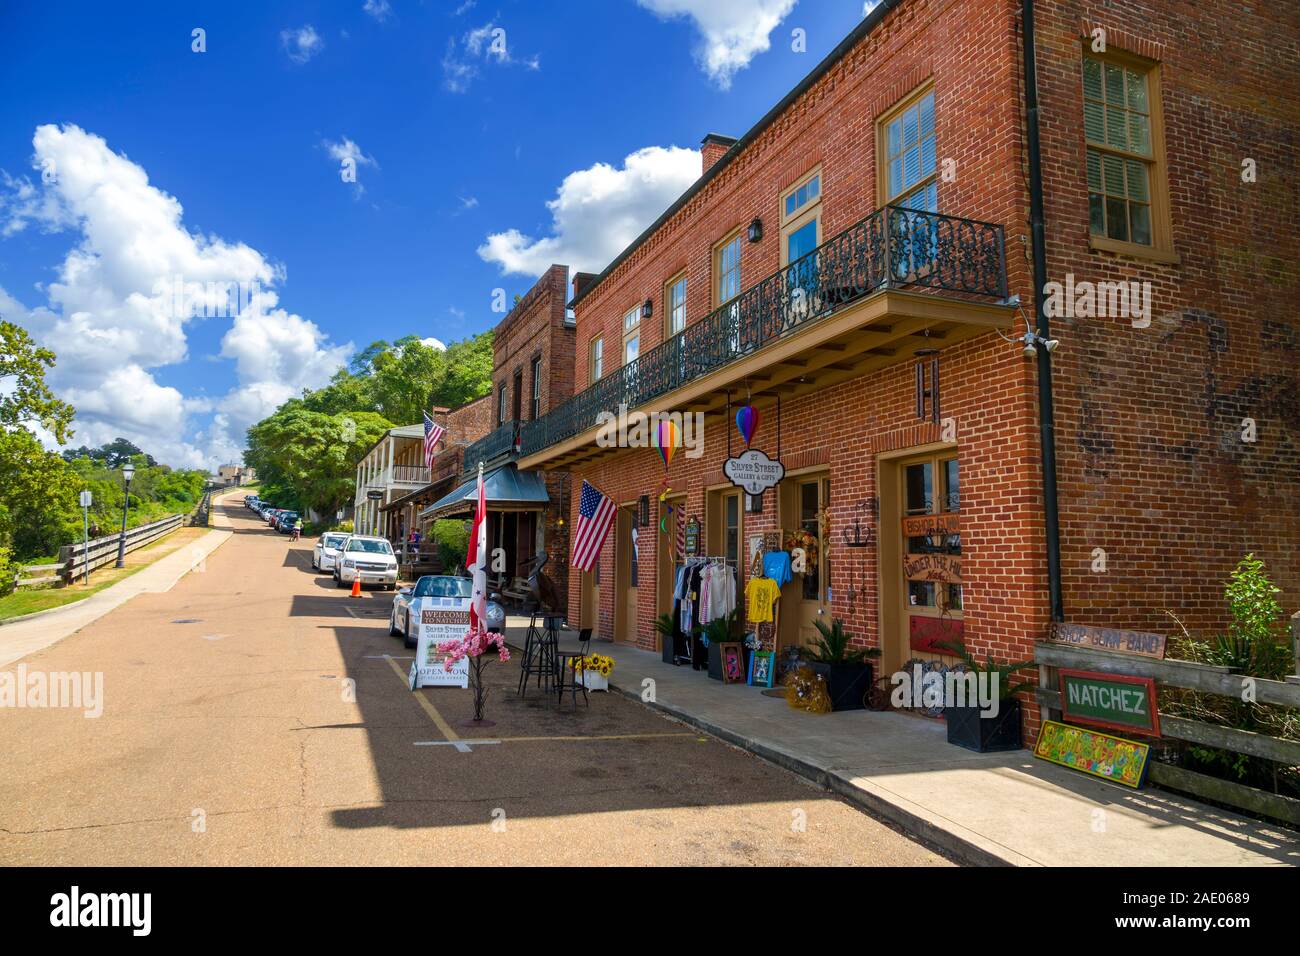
<box><xmin>418</xmin><ymin>465</ymin><xmax>550</xmax><ymax>520</ymax></box>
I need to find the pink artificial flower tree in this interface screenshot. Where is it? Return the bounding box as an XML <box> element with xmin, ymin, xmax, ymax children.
<box><xmin>438</xmin><ymin>627</ymin><xmax>511</xmax><ymax>722</ymax></box>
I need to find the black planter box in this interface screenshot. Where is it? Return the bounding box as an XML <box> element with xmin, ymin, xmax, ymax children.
<box><xmin>707</xmin><ymin>642</ymin><xmax>722</xmax><ymax>681</ymax></box>
<box><xmin>944</xmin><ymin>698</ymin><xmax>1023</xmax><ymax>753</ymax></box>
<box><xmin>809</xmin><ymin>662</ymin><xmax>873</xmax><ymax>711</ymax></box>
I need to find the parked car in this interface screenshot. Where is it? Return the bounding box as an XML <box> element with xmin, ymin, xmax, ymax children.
<box><xmin>333</xmin><ymin>535</ymin><xmax>399</xmax><ymax>590</ymax></box>
<box><xmin>277</xmin><ymin>511</ymin><xmax>300</xmax><ymax>534</ymax></box>
<box><xmin>313</xmin><ymin>531</ymin><xmax>348</xmax><ymax>572</ymax></box>
<box><xmin>244</xmin><ymin>494</ymin><xmax>259</xmax><ymax>509</ymax></box>
<box><xmin>389</xmin><ymin>575</ymin><xmax>504</xmax><ymax>649</ymax></box>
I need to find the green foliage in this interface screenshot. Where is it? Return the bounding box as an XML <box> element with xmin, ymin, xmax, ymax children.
<box><xmin>430</xmin><ymin>518</ymin><xmax>468</xmax><ymax>572</ymax></box>
<box><xmin>0</xmin><ymin>546</ymin><xmax>13</xmax><ymax>597</ymax></box>
<box><xmin>61</xmin><ymin>437</ymin><xmax>156</xmax><ymax>467</ymax></box>
<box><xmin>653</xmin><ymin>613</ymin><xmax>676</xmax><ymax>638</ymax></box>
<box><xmin>807</xmin><ymin>617</ymin><xmax>881</xmax><ymax>666</ymax></box>
<box><xmin>0</xmin><ymin>320</ymin><xmax>75</xmax><ymax>444</ymax></box>
<box><xmin>695</xmin><ymin>609</ymin><xmax>739</xmax><ymax>646</ymax></box>
<box><xmin>935</xmin><ymin>637</ymin><xmax>1033</xmax><ymax>699</ymax></box>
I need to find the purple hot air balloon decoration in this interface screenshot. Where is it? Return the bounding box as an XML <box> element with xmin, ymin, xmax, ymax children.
<box><xmin>735</xmin><ymin>405</ymin><xmax>760</xmax><ymax>446</ymax></box>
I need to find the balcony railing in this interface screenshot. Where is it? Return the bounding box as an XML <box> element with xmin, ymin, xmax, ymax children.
<box><xmin>390</xmin><ymin>464</ymin><xmax>430</xmax><ymax>484</ymax></box>
<box><xmin>463</xmin><ymin>422</ymin><xmax>520</xmax><ymax>474</ymax></box>
<box><xmin>519</xmin><ymin>205</ymin><xmax>1006</xmax><ymax>459</ymax></box>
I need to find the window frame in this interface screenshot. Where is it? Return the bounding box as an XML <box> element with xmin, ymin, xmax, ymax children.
<box><xmin>712</xmin><ymin>228</ymin><xmax>744</xmax><ymax>308</ymax></box>
<box><xmin>876</xmin><ymin>80</ymin><xmax>938</xmax><ymax>211</ymax></box>
<box><xmin>663</xmin><ymin>271</ymin><xmax>687</xmax><ymax>338</ymax></box>
<box><xmin>496</xmin><ymin>382</ymin><xmax>507</xmax><ymax>425</ymax></box>
<box><xmin>622</xmin><ymin>305</ymin><xmax>640</xmax><ymax>367</ymax></box>
<box><xmin>529</xmin><ymin>353</ymin><xmax>542</xmax><ymax>419</ymax></box>
<box><xmin>589</xmin><ymin>335</ymin><xmax>604</xmax><ymax>383</ymax></box>
<box><xmin>1081</xmin><ymin>45</ymin><xmax>1177</xmax><ymax>264</ymax></box>
<box><xmin>780</xmin><ymin>166</ymin><xmax>823</xmax><ymax>268</ymax></box>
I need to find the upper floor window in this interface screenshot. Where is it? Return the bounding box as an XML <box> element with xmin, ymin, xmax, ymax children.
<box><xmin>1082</xmin><ymin>50</ymin><xmax>1173</xmax><ymax>260</ymax></box>
<box><xmin>622</xmin><ymin>305</ymin><xmax>640</xmax><ymax>366</ymax></box>
<box><xmin>881</xmin><ymin>86</ymin><xmax>937</xmax><ymax>213</ymax></box>
<box><xmin>590</xmin><ymin>335</ymin><xmax>604</xmax><ymax>382</ymax></box>
<box><xmin>665</xmin><ymin>273</ymin><xmax>687</xmax><ymax>337</ymax></box>
<box><xmin>530</xmin><ymin>355</ymin><xmax>542</xmax><ymax>419</ymax></box>
<box><xmin>781</xmin><ymin>167</ymin><xmax>822</xmax><ymax>267</ymax></box>
<box><xmin>496</xmin><ymin>383</ymin><xmax>507</xmax><ymax>425</ymax></box>
<box><xmin>715</xmin><ymin>232</ymin><xmax>743</xmax><ymax>305</ymax></box>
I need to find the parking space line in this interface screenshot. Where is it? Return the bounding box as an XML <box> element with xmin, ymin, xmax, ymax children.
<box><xmin>384</xmin><ymin>655</ymin><xmax>465</xmax><ymax>748</ymax></box>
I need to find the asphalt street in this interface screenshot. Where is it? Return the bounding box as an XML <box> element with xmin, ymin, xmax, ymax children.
<box><xmin>0</xmin><ymin>496</ymin><xmax>951</xmax><ymax>866</ymax></box>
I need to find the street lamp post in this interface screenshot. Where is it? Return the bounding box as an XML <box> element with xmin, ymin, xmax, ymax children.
<box><xmin>115</xmin><ymin>462</ymin><xmax>136</xmax><ymax>568</ymax></box>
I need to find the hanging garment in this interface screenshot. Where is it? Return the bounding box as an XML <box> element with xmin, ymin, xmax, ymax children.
<box><xmin>707</xmin><ymin>563</ymin><xmax>735</xmax><ymax>622</ymax></box>
<box><xmin>763</xmin><ymin>550</ymin><xmax>793</xmax><ymax>588</ymax></box>
<box><xmin>745</xmin><ymin>576</ymin><xmax>782</xmax><ymax>623</ymax></box>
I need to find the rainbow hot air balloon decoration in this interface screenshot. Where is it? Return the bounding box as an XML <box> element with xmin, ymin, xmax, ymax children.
<box><xmin>735</xmin><ymin>405</ymin><xmax>760</xmax><ymax>446</ymax></box>
<box><xmin>656</xmin><ymin>418</ymin><xmax>680</xmax><ymax>470</ymax></box>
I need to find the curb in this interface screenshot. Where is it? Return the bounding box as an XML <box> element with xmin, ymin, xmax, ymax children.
<box><xmin>500</xmin><ymin>630</ymin><xmax>1012</xmax><ymax>867</ymax></box>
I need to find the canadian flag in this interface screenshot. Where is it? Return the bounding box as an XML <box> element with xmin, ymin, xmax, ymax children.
<box><xmin>466</xmin><ymin>463</ymin><xmax>488</xmax><ymax>633</ymax></box>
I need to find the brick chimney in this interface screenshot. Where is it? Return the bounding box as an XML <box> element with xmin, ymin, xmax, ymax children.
<box><xmin>571</xmin><ymin>271</ymin><xmax>599</xmax><ymax>302</ymax></box>
<box><xmin>701</xmin><ymin>133</ymin><xmax>738</xmax><ymax>174</ymax></box>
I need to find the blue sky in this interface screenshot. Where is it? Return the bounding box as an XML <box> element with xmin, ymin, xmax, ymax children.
<box><xmin>0</xmin><ymin>0</ymin><xmax>870</xmax><ymax>467</ymax></box>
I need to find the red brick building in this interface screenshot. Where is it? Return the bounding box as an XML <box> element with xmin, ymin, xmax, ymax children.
<box><xmin>426</xmin><ymin>265</ymin><xmax>577</xmax><ymax>612</ymax></box>
<box><xmin>514</xmin><ymin>0</ymin><xmax>1298</xmax><ymax>742</ymax></box>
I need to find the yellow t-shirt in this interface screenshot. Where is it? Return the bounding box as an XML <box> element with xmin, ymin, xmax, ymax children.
<box><xmin>745</xmin><ymin>577</ymin><xmax>782</xmax><ymax>623</ymax></box>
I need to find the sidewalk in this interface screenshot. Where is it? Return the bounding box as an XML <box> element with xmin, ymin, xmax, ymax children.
<box><xmin>506</xmin><ymin>620</ymin><xmax>1299</xmax><ymax>867</ymax></box>
<box><xmin>0</xmin><ymin>498</ymin><xmax>237</xmax><ymax>670</ymax></box>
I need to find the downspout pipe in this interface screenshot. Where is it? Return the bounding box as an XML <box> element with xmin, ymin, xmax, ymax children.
<box><xmin>1022</xmin><ymin>0</ymin><xmax>1065</xmax><ymax>622</ymax></box>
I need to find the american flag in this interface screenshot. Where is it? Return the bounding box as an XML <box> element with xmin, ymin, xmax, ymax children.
<box><xmin>422</xmin><ymin>412</ymin><xmax>444</xmax><ymax>469</ymax></box>
<box><xmin>571</xmin><ymin>480</ymin><xmax>616</xmax><ymax>572</ymax></box>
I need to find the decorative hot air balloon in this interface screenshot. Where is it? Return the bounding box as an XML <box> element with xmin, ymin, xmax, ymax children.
<box><xmin>735</xmin><ymin>405</ymin><xmax>760</xmax><ymax>446</ymax></box>
<box><xmin>656</xmin><ymin>419</ymin><xmax>679</xmax><ymax>469</ymax></box>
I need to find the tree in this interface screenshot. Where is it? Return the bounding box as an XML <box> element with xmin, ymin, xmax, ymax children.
<box><xmin>0</xmin><ymin>320</ymin><xmax>75</xmax><ymax>443</ymax></box>
<box><xmin>61</xmin><ymin>437</ymin><xmax>157</xmax><ymax>468</ymax></box>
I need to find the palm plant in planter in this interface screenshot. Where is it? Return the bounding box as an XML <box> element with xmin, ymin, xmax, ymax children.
<box><xmin>805</xmin><ymin>618</ymin><xmax>880</xmax><ymax>711</ymax></box>
<box><xmin>696</xmin><ymin>611</ymin><xmax>739</xmax><ymax>681</ymax></box>
<box><xmin>655</xmin><ymin>612</ymin><xmax>678</xmax><ymax>664</ymax></box>
<box><xmin>936</xmin><ymin>639</ymin><xmax>1034</xmax><ymax>752</ymax></box>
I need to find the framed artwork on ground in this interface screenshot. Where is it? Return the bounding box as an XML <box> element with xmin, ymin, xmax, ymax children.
<box><xmin>748</xmin><ymin>650</ymin><xmax>774</xmax><ymax>688</ymax></box>
<box><xmin>719</xmin><ymin>642</ymin><xmax>746</xmax><ymax>684</ymax></box>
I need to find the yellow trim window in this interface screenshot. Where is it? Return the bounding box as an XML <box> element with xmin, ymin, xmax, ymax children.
<box><xmin>622</xmin><ymin>305</ymin><xmax>640</xmax><ymax>365</ymax></box>
<box><xmin>881</xmin><ymin>87</ymin><xmax>937</xmax><ymax>212</ymax></box>
<box><xmin>715</xmin><ymin>232</ymin><xmax>743</xmax><ymax>306</ymax></box>
<box><xmin>781</xmin><ymin>167</ymin><xmax>822</xmax><ymax>267</ymax></box>
<box><xmin>590</xmin><ymin>335</ymin><xmax>604</xmax><ymax>382</ymax></box>
<box><xmin>665</xmin><ymin>272</ymin><xmax>686</xmax><ymax>337</ymax></box>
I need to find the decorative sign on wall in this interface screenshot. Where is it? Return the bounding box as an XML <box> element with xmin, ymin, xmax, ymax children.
<box><xmin>723</xmin><ymin>448</ymin><xmax>785</xmax><ymax>496</ymax></box>
<box><xmin>1050</xmin><ymin>622</ymin><xmax>1167</xmax><ymax>660</ymax></box>
<box><xmin>903</xmin><ymin>552</ymin><xmax>963</xmax><ymax>584</ymax></box>
<box><xmin>719</xmin><ymin>643</ymin><xmax>746</xmax><ymax>684</ymax></box>
<box><xmin>909</xmin><ymin>616</ymin><xmax>963</xmax><ymax>654</ymax></box>
<box><xmin>763</xmin><ymin>530</ymin><xmax>783</xmax><ymax>552</ymax></box>
<box><xmin>901</xmin><ymin>513</ymin><xmax>960</xmax><ymax>538</ymax></box>
<box><xmin>684</xmin><ymin>517</ymin><xmax>700</xmax><ymax>557</ymax></box>
<box><xmin>409</xmin><ymin>605</ymin><xmax>471</xmax><ymax>689</ymax></box>
<box><xmin>1058</xmin><ymin>669</ymin><xmax>1161</xmax><ymax>736</ymax></box>
<box><xmin>1033</xmin><ymin>719</ymin><xmax>1151</xmax><ymax>789</ymax></box>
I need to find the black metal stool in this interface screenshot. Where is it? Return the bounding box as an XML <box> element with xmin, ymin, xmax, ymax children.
<box><xmin>517</xmin><ymin>611</ymin><xmax>560</xmax><ymax>696</ymax></box>
<box><xmin>555</xmin><ymin>627</ymin><xmax>593</xmax><ymax>710</ymax></box>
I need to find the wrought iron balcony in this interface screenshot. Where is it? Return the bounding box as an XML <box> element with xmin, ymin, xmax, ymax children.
<box><xmin>463</xmin><ymin>421</ymin><xmax>520</xmax><ymax>474</ymax></box>
<box><xmin>519</xmin><ymin>204</ymin><xmax>1007</xmax><ymax>460</ymax></box>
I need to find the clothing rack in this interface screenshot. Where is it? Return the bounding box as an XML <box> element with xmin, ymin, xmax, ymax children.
<box><xmin>672</xmin><ymin>556</ymin><xmax>736</xmax><ymax>667</ymax></box>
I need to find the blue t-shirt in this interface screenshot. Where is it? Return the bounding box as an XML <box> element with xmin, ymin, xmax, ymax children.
<box><xmin>762</xmin><ymin>551</ymin><xmax>792</xmax><ymax>587</ymax></box>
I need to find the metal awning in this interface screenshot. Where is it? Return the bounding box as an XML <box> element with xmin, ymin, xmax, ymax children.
<box><xmin>418</xmin><ymin>465</ymin><xmax>549</xmax><ymax>521</ymax></box>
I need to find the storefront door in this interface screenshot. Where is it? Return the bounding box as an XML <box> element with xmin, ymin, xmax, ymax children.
<box><xmin>777</xmin><ymin>474</ymin><xmax>831</xmax><ymax>648</ymax></box>
<box><xmin>614</xmin><ymin>507</ymin><xmax>638</xmax><ymax>644</ymax></box>
<box><xmin>896</xmin><ymin>452</ymin><xmax>962</xmax><ymax>666</ymax></box>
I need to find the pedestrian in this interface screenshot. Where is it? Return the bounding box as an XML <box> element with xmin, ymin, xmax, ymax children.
<box><xmin>291</xmin><ymin>516</ymin><xmax>303</xmax><ymax>542</ymax></box>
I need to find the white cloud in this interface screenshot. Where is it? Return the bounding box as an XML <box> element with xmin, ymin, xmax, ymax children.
<box><xmin>636</xmin><ymin>0</ymin><xmax>796</xmax><ymax>88</ymax></box>
<box><xmin>442</xmin><ymin>22</ymin><xmax>540</xmax><ymax>92</ymax></box>
<box><xmin>478</xmin><ymin>145</ymin><xmax>701</xmax><ymax>277</ymax></box>
<box><xmin>0</xmin><ymin>124</ymin><xmax>349</xmax><ymax>468</ymax></box>
<box><xmin>281</xmin><ymin>25</ymin><xmax>325</xmax><ymax>64</ymax></box>
<box><xmin>421</xmin><ymin>337</ymin><xmax>447</xmax><ymax>351</ymax></box>
<box><xmin>362</xmin><ymin>0</ymin><xmax>392</xmax><ymax>22</ymax></box>
<box><xmin>322</xmin><ymin>137</ymin><xmax>378</xmax><ymax>197</ymax></box>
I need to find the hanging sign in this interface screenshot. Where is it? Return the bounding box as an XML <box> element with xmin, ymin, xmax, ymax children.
<box><xmin>903</xmin><ymin>552</ymin><xmax>963</xmax><ymax>584</ymax></box>
<box><xmin>409</xmin><ymin>604</ymin><xmax>471</xmax><ymax>689</ymax></box>
<box><xmin>1058</xmin><ymin>669</ymin><xmax>1161</xmax><ymax>736</ymax></box>
<box><xmin>684</xmin><ymin>517</ymin><xmax>700</xmax><ymax>556</ymax></box>
<box><xmin>1033</xmin><ymin>719</ymin><xmax>1151</xmax><ymax>789</ymax></box>
<box><xmin>901</xmin><ymin>513</ymin><xmax>960</xmax><ymax>538</ymax></box>
<box><xmin>723</xmin><ymin>448</ymin><xmax>785</xmax><ymax>496</ymax></box>
<box><xmin>1050</xmin><ymin>622</ymin><xmax>1167</xmax><ymax>659</ymax></box>
<box><xmin>367</xmin><ymin>489</ymin><xmax>384</xmax><ymax>501</ymax></box>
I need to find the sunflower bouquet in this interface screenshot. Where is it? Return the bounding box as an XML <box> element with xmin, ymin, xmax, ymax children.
<box><xmin>570</xmin><ymin>653</ymin><xmax>615</xmax><ymax>678</ymax></box>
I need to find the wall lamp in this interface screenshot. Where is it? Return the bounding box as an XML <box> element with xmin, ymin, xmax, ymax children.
<box><xmin>641</xmin><ymin>298</ymin><xmax>653</xmax><ymax>320</ymax></box>
<box><xmin>997</xmin><ymin>297</ymin><xmax>1060</xmax><ymax>358</ymax></box>
<box><xmin>747</xmin><ymin>218</ymin><xmax>763</xmax><ymax>242</ymax></box>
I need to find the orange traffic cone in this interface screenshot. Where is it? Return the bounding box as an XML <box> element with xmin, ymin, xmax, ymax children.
<box><xmin>350</xmin><ymin>577</ymin><xmax>361</xmax><ymax>598</ymax></box>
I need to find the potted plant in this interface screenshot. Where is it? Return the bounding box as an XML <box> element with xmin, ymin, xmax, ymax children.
<box><xmin>570</xmin><ymin>652</ymin><xmax>615</xmax><ymax>692</ymax></box>
<box><xmin>805</xmin><ymin>618</ymin><xmax>879</xmax><ymax>711</ymax></box>
<box><xmin>655</xmin><ymin>612</ymin><xmax>677</xmax><ymax>664</ymax></box>
<box><xmin>697</xmin><ymin>611</ymin><xmax>739</xmax><ymax>681</ymax></box>
<box><xmin>937</xmin><ymin>639</ymin><xmax>1034</xmax><ymax>752</ymax></box>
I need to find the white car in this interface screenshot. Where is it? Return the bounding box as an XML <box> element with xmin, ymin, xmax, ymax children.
<box><xmin>333</xmin><ymin>535</ymin><xmax>399</xmax><ymax>590</ymax></box>
<box><xmin>389</xmin><ymin>575</ymin><xmax>505</xmax><ymax>649</ymax></box>
<box><xmin>312</xmin><ymin>531</ymin><xmax>349</xmax><ymax>572</ymax></box>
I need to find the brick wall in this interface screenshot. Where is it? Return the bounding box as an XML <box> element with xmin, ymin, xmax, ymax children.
<box><xmin>492</xmin><ymin>264</ymin><xmax>576</xmax><ymax>423</ymax></box>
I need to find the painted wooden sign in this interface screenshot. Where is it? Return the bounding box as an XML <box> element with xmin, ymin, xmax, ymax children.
<box><xmin>1033</xmin><ymin>719</ymin><xmax>1150</xmax><ymax>789</ymax></box>
<box><xmin>1058</xmin><ymin>669</ymin><xmax>1161</xmax><ymax>736</ymax></box>
<box><xmin>1051</xmin><ymin>622</ymin><xmax>1167</xmax><ymax>659</ymax></box>
<box><xmin>684</xmin><ymin>517</ymin><xmax>700</xmax><ymax>556</ymax></box>
<box><xmin>903</xmin><ymin>552</ymin><xmax>963</xmax><ymax>584</ymax></box>
<box><xmin>901</xmin><ymin>513</ymin><xmax>960</xmax><ymax>538</ymax></box>
<box><xmin>909</xmin><ymin>616</ymin><xmax>963</xmax><ymax>654</ymax></box>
